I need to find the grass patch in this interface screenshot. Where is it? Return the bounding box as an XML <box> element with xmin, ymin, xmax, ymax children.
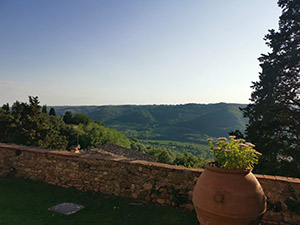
<box><xmin>0</xmin><ymin>176</ymin><xmax>199</xmax><ymax>225</ymax></box>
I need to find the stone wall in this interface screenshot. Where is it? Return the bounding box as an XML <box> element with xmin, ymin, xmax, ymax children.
<box><xmin>0</xmin><ymin>143</ymin><xmax>299</xmax><ymax>225</ymax></box>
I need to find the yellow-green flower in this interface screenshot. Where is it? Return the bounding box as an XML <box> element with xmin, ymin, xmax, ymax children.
<box><xmin>207</xmin><ymin>136</ymin><xmax>261</xmax><ymax>170</ymax></box>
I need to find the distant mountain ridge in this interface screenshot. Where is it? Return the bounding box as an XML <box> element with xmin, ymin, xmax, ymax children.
<box><xmin>53</xmin><ymin>103</ymin><xmax>247</xmax><ymax>143</ymax></box>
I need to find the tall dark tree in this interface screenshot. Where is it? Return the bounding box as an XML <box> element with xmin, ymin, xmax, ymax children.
<box><xmin>49</xmin><ymin>107</ymin><xmax>56</xmax><ymax>116</ymax></box>
<box><xmin>72</xmin><ymin>113</ymin><xmax>92</xmax><ymax>125</ymax></box>
<box><xmin>2</xmin><ymin>103</ymin><xmax>10</xmax><ymax>112</ymax></box>
<box><xmin>0</xmin><ymin>108</ymin><xmax>14</xmax><ymax>143</ymax></box>
<box><xmin>63</xmin><ymin>111</ymin><xmax>73</xmax><ymax>124</ymax></box>
<box><xmin>41</xmin><ymin>105</ymin><xmax>48</xmax><ymax>113</ymax></box>
<box><xmin>242</xmin><ymin>0</ymin><xmax>300</xmax><ymax>177</ymax></box>
<box><xmin>11</xmin><ymin>96</ymin><xmax>42</xmax><ymax>145</ymax></box>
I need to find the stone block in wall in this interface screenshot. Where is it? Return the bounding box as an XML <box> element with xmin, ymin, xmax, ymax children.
<box><xmin>143</xmin><ymin>183</ymin><xmax>152</xmax><ymax>190</ymax></box>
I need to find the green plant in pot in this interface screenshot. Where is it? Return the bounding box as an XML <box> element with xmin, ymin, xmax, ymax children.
<box><xmin>208</xmin><ymin>136</ymin><xmax>261</xmax><ymax>170</ymax></box>
<box><xmin>192</xmin><ymin>136</ymin><xmax>267</xmax><ymax>225</ymax></box>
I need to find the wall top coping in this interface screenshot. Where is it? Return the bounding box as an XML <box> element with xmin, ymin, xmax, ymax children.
<box><xmin>0</xmin><ymin>143</ymin><xmax>203</xmax><ymax>174</ymax></box>
<box><xmin>1</xmin><ymin>143</ymin><xmax>300</xmax><ymax>184</ymax></box>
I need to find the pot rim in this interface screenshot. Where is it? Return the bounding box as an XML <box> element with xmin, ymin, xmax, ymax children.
<box><xmin>205</xmin><ymin>162</ymin><xmax>252</xmax><ymax>174</ymax></box>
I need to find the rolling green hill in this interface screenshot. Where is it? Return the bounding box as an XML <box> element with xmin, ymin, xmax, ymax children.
<box><xmin>53</xmin><ymin>103</ymin><xmax>247</xmax><ymax>143</ymax></box>
<box><xmin>112</xmin><ymin>110</ymin><xmax>156</xmax><ymax>125</ymax></box>
<box><xmin>177</xmin><ymin>105</ymin><xmax>246</xmax><ymax>137</ymax></box>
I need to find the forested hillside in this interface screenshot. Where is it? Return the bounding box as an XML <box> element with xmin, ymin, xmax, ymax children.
<box><xmin>0</xmin><ymin>97</ymin><xmax>131</xmax><ymax>150</ymax></box>
<box><xmin>54</xmin><ymin>103</ymin><xmax>247</xmax><ymax>143</ymax></box>
<box><xmin>1</xmin><ymin>99</ymin><xmax>247</xmax><ymax>168</ymax></box>
<box><xmin>0</xmin><ymin>97</ymin><xmax>211</xmax><ymax>168</ymax></box>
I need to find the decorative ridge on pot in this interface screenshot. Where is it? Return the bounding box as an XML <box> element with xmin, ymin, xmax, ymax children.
<box><xmin>205</xmin><ymin>162</ymin><xmax>251</xmax><ymax>175</ymax></box>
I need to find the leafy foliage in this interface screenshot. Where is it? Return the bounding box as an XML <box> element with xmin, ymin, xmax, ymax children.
<box><xmin>242</xmin><ymin>0</ymin><xmax>300</xmax><ymax>177</ymax></box>
<box><xmin>74</xmin><ymin>122</ymin><xmax>131</xmax><ymax>149</ymax></box>
<box><xmin>145</xmin><ymin>139</ymin><xmax>212</xmax><ymax>160</ymax></box>
<box><xmin>130</xmin><ymin>138</ymin><xmax>147</xmax><ymax>153</ymax></box>
<box><xmin>147</xmin><ymin>145</ymin><xmax>174</xmax><ymax>164</ymax></box>
<box><xmin>63</xmin><ymin>111</ymin><xmax>92</xmax><ymax>125</ymax></box>
<box><xmin>2</xmin><ymin>103</ymin><xmax>9</xmax><ymax>111</ymax></box>
<box><xmin>0</xmin><ymin>106</ymin><xmax>14</xmax><ymax>143</ymax></box>
<box><xmin>173</xmin><ymin>152</ymin><xmax>204</xmax><ymax>168</ymax></box>
<box><xmin>208</xmin><ymin>136</ymin><xmax>261</xmax><ymax>170</ymax></box>
<box><xmin>0</xmin><ymin>97</ymin><xmax>131</xmax><ymax>151</ymax></box>
<box><xmin>49</xmin><ymin>107</ymin><xmax>56</xmax><ymax>116</ymax></box>
<box><xmin>0</xmin><ymin>97</ymin><xmax>68</xmax><ymax>150</ymax></box>
<box><xmin>146</xmin><ymin>144</ymin><xmax>205</xmax><ymax>168</ymax></box>
<box><xmin>63</xmin><ymin>111</ymin><xmax>73</xmax><ymax>124</ymax></box>
<box><xmin>41</xmin><ymin>105</ymin><xmax>48</xmax><ymax>113</ymax></box>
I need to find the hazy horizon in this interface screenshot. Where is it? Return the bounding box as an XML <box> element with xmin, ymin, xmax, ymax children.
<box><xmin>47</xmin><ymin>101</ymin><xmax>248</xmax><ymax>107</ymax></box>
<box><xmin>1</xmin><ymin>0</ymin><xmax>281</xmax><ymax>106</ymax></box>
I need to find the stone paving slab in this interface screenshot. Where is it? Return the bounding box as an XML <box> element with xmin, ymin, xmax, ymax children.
<box><xmin>48</xmin><ymin>202</ymin><xmax>84</xmax><ymax>215</ymax></box>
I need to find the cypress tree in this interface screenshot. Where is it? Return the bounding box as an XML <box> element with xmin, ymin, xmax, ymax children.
<box><xmin>49</xmin><ymin>107</ymin><xmax>56</xmax><ymax>116</ymax></box>
<box><xmin>2</xmin><ymin>103</ymin><xmax>10</xmax><ymax>112</ymax></box>
<box><xmin>41</xmin><ymin>105</ymin><xmax>48</xmax><ymax>113</ymax></box>
<box><xmin>242</xmin><ymin>0</ymin><xmax>300</xmax><ymax>177</ymax></box>
<box><xmin>63</xmin><ymin>111</ymin><xmax>73</xmax><ymax>124</ymax></box>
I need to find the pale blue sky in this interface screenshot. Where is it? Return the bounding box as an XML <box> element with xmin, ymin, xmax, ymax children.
<box><xmin>0</xmin><ymin>0</ymin><xmax>281</xmax><ymax>106</ymax></box>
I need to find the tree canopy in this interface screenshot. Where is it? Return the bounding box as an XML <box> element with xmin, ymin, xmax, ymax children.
<box><xmin>242</xmin><ymin>0</ymin><xmax>300</xmax><ymax>177</ymax></box>
<box><xmin>63</xmin><ymin>111</ymin><xmax>92</xmax><ymax>125</ymax></box>
<box><xmin>0</xmin><ymin>96</ymin><xmax>68</xmax><ymax>149</ymax></box>
<box><xmin>49</xmin><ymin>107</ymin><xmax>56</xmax><ymax>116</ymax></box>
<box><xmin>0</xmin><ymin>97</ymin><xmax>131</xmax><ymax>151</ymax></box>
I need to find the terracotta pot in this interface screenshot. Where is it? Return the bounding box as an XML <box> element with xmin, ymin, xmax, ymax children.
<box><xmin>193</xmin><ymin>162</ymin><xmax>266</xmax><ymax>225</ymax></box>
